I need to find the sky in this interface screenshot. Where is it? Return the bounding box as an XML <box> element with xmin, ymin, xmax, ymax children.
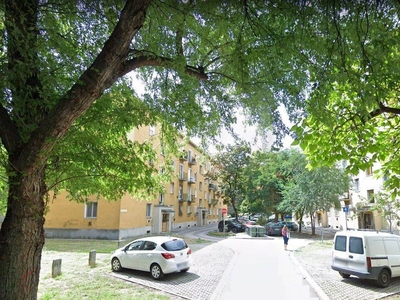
<box><xmin>131</xmin><ymin>76</ymin><xmax>293</xmax><ymax>152</ymax></box>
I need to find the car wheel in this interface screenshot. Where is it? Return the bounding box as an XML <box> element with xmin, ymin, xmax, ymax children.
<box><xmin>377</xmin><ymin>269</ymin><xmax>391</xmax><ymax>288</ymax></box>
<box><xmin>150</xmin><ymin>263</ymin><xmax>164</xmax><ymax>280</ymax></box>
<box><xmin>111</xmin><ymin>258</ymin><xmax>122</xmax><ymax>272</ymax></box>
<box><xmin>339</xmin><ymin>272</ymin><xmax>350</xmax><ymax>279</ymax></box>
<box><xmin>232</xmin><ymin>227</ymin><xmax>238</xmax><ymax>233</ymax></box>
<box><xmin>180</xmin><ymin>268</ymin><xmax>190</xmax><ymax>273</ymax></box>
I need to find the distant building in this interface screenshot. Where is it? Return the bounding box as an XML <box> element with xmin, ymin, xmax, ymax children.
<box><xmin>324</xmin><ymin>161</ymin><xmax>400</xmax><ymax>234</ymax></box>
<box><xmin>44</xmin><ymin>124</ymin><xmax>226</xmax><ymax>240</ymax></box>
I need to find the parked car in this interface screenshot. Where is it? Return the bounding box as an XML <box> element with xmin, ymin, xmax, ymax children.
<box><xmin>110</xmin><ymin>236</ymin><xmax>192</xmax><ymax>280</ymax></box>
<box><xmin>265</xmin><ymin>222</ymin><xmax>283</xmax><ymax>236</ymax></box>
<box><xmin>331</xmin><ymin>230</ymin><xmax>400</xmax><ymax>287</ymax></box>
<box><xmin>218</xmin><ymin>219</ymin><xmax>246</xmax><ymax>233</ymax></box>
<box><xmin>278</xmin><ymin>221</ymin><xmax>299</xmax><ymax>231</ymax></box>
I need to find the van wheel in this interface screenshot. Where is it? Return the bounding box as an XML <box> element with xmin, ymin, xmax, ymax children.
<box><xmin>232</xmin><ymin>228</ymin><xmax>238</xmax><ymax>233</ymax></box>
<box><xmin>377</xmin><ymin>269</ymin><xmax>390</xmax><ymax>288</ymax></box>
<box><xmin>339</xmin><ymin>272</ymin><xmax>350</xmax><ymax>279</ymax></box>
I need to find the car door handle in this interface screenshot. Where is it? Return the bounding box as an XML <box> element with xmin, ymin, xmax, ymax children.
<box><xmin>147</xmin><ymin>254</ymin><xmax>152</xmax><ymax>257</ymax></box>
<box><xmin>349</xmin><ymin>255</ymin><xmax>353</xmax><ymax>258</ymax></box>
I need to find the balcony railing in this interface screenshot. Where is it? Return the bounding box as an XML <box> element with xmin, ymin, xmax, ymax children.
<box><xmin>179</xmin><ymin>172</ymin><xmax>187</xmax><ymax>181</ymax></box>
<box><xmin>188</xmin><ymin>157</ymin><xmax>197</xmax><ymax>165</ymax></box>
<box><xmin>179</xmin><ymin>151</ymin><xmax>188</xmax><ymax>161</ymax></box>
<box><xmin>178</xmin><ymin>193</ymin><xmax>188</xmax><ymax>202</ymax></box>
<box><xmin>187</xmin><ymin>177</ymin><xmax>196</xmax><ymax>184</ymax></box>
<box><xmin>208</xmin><ymin>183</ymin><xmax>218</xmax><ymax>191</ymax></box>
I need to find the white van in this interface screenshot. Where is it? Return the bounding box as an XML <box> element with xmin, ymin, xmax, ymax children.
<box><xmin>331</xmin><ymin>230</ymin><xmax>400</xmax><ymax>287</ymax></box>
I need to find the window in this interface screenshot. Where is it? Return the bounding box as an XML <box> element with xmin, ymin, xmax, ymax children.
<box><xmin>194</xmin><ymin>172</ymin><xmax>197</xmax><ymax>181</ymax></box>
<box><xmin>179</xmin><ymin>164</ymin><xmax>184</xmax><ymax>179</ymax></box>
<box><xmin>366</xmin><ymin>166</ymin><xmax>373</xmax><ymax>176</ymax></box>
<box><xmin>194</xmin><ymin>188</ymin><xmax>197</xmax><ymax>198</ymax></box>
<box><xmin>127</xmin><ymin>241</ymin><xmax>143</xmax><ymax>251</ymax></box>
<box><xmin>367</xmin><ymin>189</ymin><xmax>374</xmax><ymax>203</ymax></box>
<box><xmin>178</xmin><ymin>185</ymin><xmax>183</xmax><ymax>200</ymax></box>
<box><xmin>354</xmin><ymin>178</ymin><xmax>359</xmax><ymax>192</ymax></box>
<box><xmin>170</xmin><ymin>183</ymin><xmax>174</xmax><ymax>194</ymax></box>
<box><xmin>188</xmin><ymin>149</ymin><xmax>192</xmax><ymax>162</ymax></box>
<box><xmin>149</xmin><ymin>125</ymin><xmax>155</xmax><ymax>136</ymax></box>
<box><xmin>349</xmin><ymin>237</ymin><xmax>364</xmax><ymax>254</ymax></box>
<box><xmin>199</xmin><ymin>199</ymin><xmax>203</xmax><ymax>207</ymax></box>
<box><xmin>85</xmin><ymin>202</ymin><xmax>98</xmax><ymax>218</ymax></box>
<box><xmin>179</xmin><ymin>205</ymin><xmax>183</xmax><ymax>216</ymax></box>
<box><xmin>199</xmin><ymin>181</ymin><xmax>203</xmax><ymax>191</ymax></box>
<box><xmin>143</xmin><ymin>241</ymin><xmax>156</xmax><ymax>251</ymax></box>
<box><xmin>200</xmin><ymin>165</ymin><xmax>203</xmax><ymax>174</ymax></box>
<box><xmin>334</xmin><ymin>236</ymin><xmax>347</xmax><ymax>252</ymax></box>
<box><xmin>146</xmin><ymin>203</ymin><xmax>152</xmax><ymax>217</ymax></box>
<box><xmin>187</xmin><ymin>205</ymin><xmax>191</xmax><ymax>215</ymax></box>
<box><xmin>159</xmin><ymin>193</ymin><xmax>165</xmax><ymax>205</ymax></box>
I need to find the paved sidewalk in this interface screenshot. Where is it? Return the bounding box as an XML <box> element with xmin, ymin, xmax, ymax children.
<box><xmin>109</xmin><ymin>226</ymin><xmax>400</xmax><ymax>300</ymax></box>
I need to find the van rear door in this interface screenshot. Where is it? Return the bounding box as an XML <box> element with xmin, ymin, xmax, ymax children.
<box><xmin>347</xmin><ymin>236</ymin><xmax>368</xmax><ymax>273</ymax></box>
<box><xmin>383</xmin><ymin>238</ymin><xmax>400</xmax><ymax>277</ymax></box>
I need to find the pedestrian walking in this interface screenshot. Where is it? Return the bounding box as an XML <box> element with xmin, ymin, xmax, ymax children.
<box><xmin>282</xmin><ymin>225</ymin><xmax>290</xmax><ymax>250</ymax></box>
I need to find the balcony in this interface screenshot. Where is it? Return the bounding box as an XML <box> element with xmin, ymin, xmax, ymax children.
<box><xmin>179</xmin><ymin>172</ymin><xmax>187</xmax><ymax>181</ymax></box>
<box><xmin>188</xmin><ymin>157</ymin><xmax>197</xmax><ymax>165</ymax></box>
<box><xmin>208</xmin><ymin>183</ymin><xmax>218</xmax><ymax>191</ymax></box>
<box><xmin>178</xmin><ymin>193</ymin><xmax>188</xmax><ymax>202</ymax></box>
<box><xmin>187</xmin><ymin>177</ymin><xmax>196</xmax><ymax>184</ymax></box>
<box><xmin>212</xmin><ymin>199</ymin><xmax>218</xmax><ymax>205</ymax></box>
<box><xmin>187</xmin><ymin>194</ymin><xmax>195</xmax><ymax>204</ymax></box>
<box><xmin>179</xmin><ymin>151</ymin><xmax>188</xmax><ymax>161</ymax></box>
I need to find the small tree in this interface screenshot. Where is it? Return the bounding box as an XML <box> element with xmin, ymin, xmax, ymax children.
<box><xmin>209</xmin><ymin>142</ymin><xmax>251</xmax><ymax>219</ymax></box>
<box><xmin>370</xmin><ymin>191</ymin><xmax>400</xmax><ymax>233</ymax></box>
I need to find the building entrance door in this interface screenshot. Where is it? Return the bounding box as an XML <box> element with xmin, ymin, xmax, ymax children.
<box><xmin>162</xmin><ymin>213</ymin><xmax>169</xmax><ymax>232</ymax></box>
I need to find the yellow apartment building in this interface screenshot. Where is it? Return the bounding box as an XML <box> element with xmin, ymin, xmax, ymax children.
<box><xmin>44</xmin><ymin>125</ymin><xmax>226</xmax><ymax>240</ymax></box>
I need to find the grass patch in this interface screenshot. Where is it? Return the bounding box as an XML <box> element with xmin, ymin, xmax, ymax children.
<box><xmin>43</xmin><ymin>239</ymin><xmax>120</xmax><ymax>254</ymax></box>
<box><xmin>208</xmin><ymin>231</ymin><xmax>235</xmax><ymax>237</ymax></box>
<box><xmin>39</xmin><ymin>258</ymin><xmax>173</xmax><ymax>300</ymax></box>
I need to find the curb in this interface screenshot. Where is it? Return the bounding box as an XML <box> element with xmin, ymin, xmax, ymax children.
<box><xmin>290</xmin><ymin>251</ymin><xmax>330</xmax><ymax>300</ymax></box>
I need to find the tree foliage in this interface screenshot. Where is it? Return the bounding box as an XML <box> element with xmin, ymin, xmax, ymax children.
<box><xmin>288</xmin><ymin>2</ymin><xmax>400</xmax><ymax>195</ymax></box>
<box><xmin>2</xmin><ymin>1</ymin><xmax>311</xmax><ymax>298</ymax></box>
<box><xmin>209</xmin><ymin>142</ymin><xmax>251</xmax><ymax>218</ymax></box>
<box><xmin>277</xmin><ymin>149</ymin><xmax>350</xmax><ymax>235</ymax></box>
<box><xmin>243</xmin><ymin>150</ymin><xmax>285</xmax><ymax>217</ymax></box>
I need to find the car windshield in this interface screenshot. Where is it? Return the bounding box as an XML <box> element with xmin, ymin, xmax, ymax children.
<box><xmin>161</xmin><ymin>239</ymin><xmax>188</xmax><ymax>251</ymax></box>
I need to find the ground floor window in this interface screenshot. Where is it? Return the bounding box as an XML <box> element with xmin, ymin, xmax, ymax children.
<box><xmin>85</xmin><ymin>202</ymin><xmax>98</xmax><ymax>218</ymax></box>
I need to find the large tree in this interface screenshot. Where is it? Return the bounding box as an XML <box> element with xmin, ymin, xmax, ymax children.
<box><xmin>289</xmin><ymin>2</ymin><xmax>400</xmax><ymax>194</ymax></box>
<box><xmin>243</xmin><ymin>150</ymin><xmax>284</xmax><ymax>218</ymax></box>
<box><xmin>0</xmin><ymin>1</ymin><xmax>309</xmax><ymax>298</ymax></box>
<box><xmin>209</xmin><ymin>142</ymin><xmax>251</xmax><ymax>218</ymax></box>
<box><xmin>278</xmin><ymin>150</ymin><xmax>350</xmax><ymax>235</ymax></box>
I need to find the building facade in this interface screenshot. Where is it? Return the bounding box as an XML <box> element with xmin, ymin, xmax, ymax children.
<box><xmin>44</xmin><ymin>125</ymin><xmax>225</xmax><ymax>240</ymax></box>
<box><xmin>323</xmin><ymin>162</ymin><xmax>400</xmax><ymax>234</ymax></box>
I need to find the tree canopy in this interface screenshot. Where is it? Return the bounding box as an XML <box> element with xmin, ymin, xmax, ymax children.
<box><xmin>1</xmin><ymin>1</ymin><xmax>399</xmax><ymax>299</ymax></box>
<box><xmin>2</xmin><ymin>1</ymin><xmax>310</xmax><ymax>298</ymax></box>
<box><xmin>209</xmin><ymin>142</ymin><xmax>251</xmax><ymax>218</ymax></box>
<box><xmin>288</xmin><ymin>1</ymin><xmax>400</xmax><ymax>195</ymax></box>
<box><xmin>277</xmin><ymin>149</ymin><xmax>350</xmax><ymax>234</ymax></box>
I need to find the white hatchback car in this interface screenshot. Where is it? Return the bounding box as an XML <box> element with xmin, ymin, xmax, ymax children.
<box><xmin>110</xmin><ymin>236</ymin><xmax>192</xmax><ymax>280</ymax></box>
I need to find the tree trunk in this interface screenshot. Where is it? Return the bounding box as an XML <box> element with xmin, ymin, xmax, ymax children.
<box><xmin>0</xmin><ymin>165</ymin><xmax>46</xmax><ymax>300</ymax></box>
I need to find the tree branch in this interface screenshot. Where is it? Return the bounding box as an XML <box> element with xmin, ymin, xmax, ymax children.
<box><xmin>121</xmin><ymin>52</ymin><xmax>208</xmax><ymax>80</ymax></box>
<box><xmin>15</xmin><ymin>0</ymin><xmax>152</xmax><ymax>172</ymax></box>
<box><xmin>369</xmin><ymin>102</ymin><xmax>400</xmax><ymax>119</ymax></box>
<box><xmin>0</xmin><ymin>105</ymin><xmax>21</xmax><ymax>152</ymax></box>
